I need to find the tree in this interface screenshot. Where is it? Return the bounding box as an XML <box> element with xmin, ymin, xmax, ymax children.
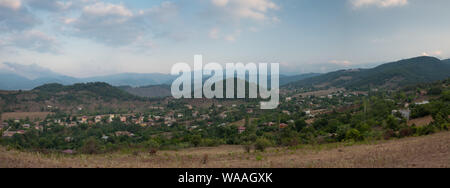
<box><xmin>386</xmin><ymin>115</ymin><xmax>400</xmax><ymax>130</ymax></box>
<box><xmin>191</xmin><ymin>135</ymin><xmax>202</xmax><ymax>147</ymax></box>
<box><xmin>294</xmin><ymin>119</ymin><xmax>307</xmax><ymax>132</ymax></box>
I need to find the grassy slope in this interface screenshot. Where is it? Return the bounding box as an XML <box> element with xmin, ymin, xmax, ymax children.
<box><xmin>1</xmin><ymin>131</ymin><xmax>449</xmax><ymax>168</ymax></box>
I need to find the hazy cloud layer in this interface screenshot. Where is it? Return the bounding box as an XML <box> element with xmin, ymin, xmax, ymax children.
<box><xmin>350</xmin><ymin>0</ymin><xmax>408</xmax><ymax>8</ymax></box>
<box><xmin>0</xmin><ymin>0</ymin><xmax>39</xmax><ymax>32</ymax></box>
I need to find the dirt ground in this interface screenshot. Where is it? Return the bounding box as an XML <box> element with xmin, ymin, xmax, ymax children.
<box><xmin>1</xmin><ymin>132</ymin><xmax>449</xmax><ymax>168</ymax></box>
<box><xmin>0</xmin><ymin>112</ymin><xmax>52</xmax><ymax>122</ymax></box>
<box><xmin>408</xmin><ymin>116</ymin><xmax>434</xmax><ymax>127</ymax></box>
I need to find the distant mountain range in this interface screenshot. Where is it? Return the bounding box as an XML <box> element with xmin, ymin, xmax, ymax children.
<box><xmin>0</xmin><ymin>62</ymin><xmax>176</xmax><ymax>90</ymax></box>
<box><xmin>0</xmin><ymin>62</ymin><xmax>317</xmax><ymax>90</ymax></box>
<box><xmin>2</xmin><ymin>56</ymin><xmax>449</xmax><ymax>91</ymax></box>
<box><xmin>286</xmin><ymin>56</ymin><xmax>450</xmax><ymax>89</ymax></box>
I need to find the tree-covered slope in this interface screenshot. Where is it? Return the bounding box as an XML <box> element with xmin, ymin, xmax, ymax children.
<box><xmin>286</xmin><ymin>56</ymin><xmax>450</xmax><ymax>89</ymax></box>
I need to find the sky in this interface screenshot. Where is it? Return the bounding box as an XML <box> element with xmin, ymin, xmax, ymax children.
<box><xmin>1</xmin><ymin>0</ymin><xmax>450</xmax><ymax>77</ymax></box>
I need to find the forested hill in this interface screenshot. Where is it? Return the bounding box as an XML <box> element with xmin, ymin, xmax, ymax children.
<box><xmin>0</xmin><ymin>82</ymin><xmax>148</xmax><ymax>112</ymax></box>
<box><xmin>285</xmin><ymin>56</ymin><xmax>450</xmax><ymax>90</ymax></box>
<box><xmin>32</xmin><ymin>82</ymin><xmax>141</xmax><ymax>101</ymax></box>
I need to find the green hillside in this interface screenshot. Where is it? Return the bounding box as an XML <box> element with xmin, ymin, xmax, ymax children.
<box><xmin>286</xmin><ymin>56</ymin><xmax>450</xmax><ymax>90</ymax></box>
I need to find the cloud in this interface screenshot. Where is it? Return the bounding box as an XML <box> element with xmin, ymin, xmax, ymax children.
<box><xmin>63</xmin><ymin>1</ymin><xmax>179</xmax><ymax>46</ymax></box>
<box><xmin>0</xmin><ymin>62</ymin><xmax>61</xmax><ymax>79</ymax></box>
<box><xmin>350</xmin><ymin>0</ymin><xmax>408</xmax><ymax>8</ymax></box>
<box><xmin>329</xmin><ymin>60</ymin><xmax>353</xmax><ymax>66</ymax></box>
<box><xmin>0</xmin><ymin>0</ymin><xmax>39</xmax><ymax>32</ymax></box>
<box><xmin>422</xmin><ymin>50</ymin><xmax>442</xmax><ymax>57</ymax></box>
<box><xmin>207</xmin><ymin>0</ymin><xmax>279</xmax><ymax>42</ymax></box>
<box><xmin>0</xmin><ymin>0</ymin><xmax>21</xmax><ymax>10</ymax></box>
<box><xmin>1</xmin><ymin>30</ymin><xmax>61</xmax><ymax>53</ymax></box>
<box><xmin>209</xmin><ymin>28</ymin><xmax>220</xmax><ymax>39</ymax></box>
<box><xmin>211</xmin><ymin>0</ymin><xmax>279</xmax><ymax>21</ymax></box>
<box><xmin>82</xmin><ymin>2</ymin><xmax>132</xmax><ymax>17</ymax></box>
<box><xmin>26</xmin><ymin>0</ymin><xmax>74</xmax><ymax>11</ymax></box>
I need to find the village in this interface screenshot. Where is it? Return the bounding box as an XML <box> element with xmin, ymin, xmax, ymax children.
<box><xmin>2</xmin><ymin>87</ymin><xmax>430</xmax><ymax>139</ymax></box>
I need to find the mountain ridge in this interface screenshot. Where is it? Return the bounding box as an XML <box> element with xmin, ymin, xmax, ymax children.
<box><xmin>286</xmin><ymin>56</ymin><xmax>450</xmax><ymax>89</ymax></box>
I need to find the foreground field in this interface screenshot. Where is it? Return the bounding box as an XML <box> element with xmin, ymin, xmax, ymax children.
<box><xmin>1</xmin><ymin>132</ymin><xmax>449</xmax><ymax>168</ymax></box>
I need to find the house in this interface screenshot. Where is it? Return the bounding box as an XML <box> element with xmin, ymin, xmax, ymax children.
<box><xmin>238</xmin><ymin>126</ymin><xmax>246</xmax><ymax>134</ymax></box>
<box><xmin>95</xmin><ymin>116</ymin><xmax>102</xmax><ymax>123</ymax></box>
<box><xmin>279</xmin><ymin>123</ymin><xmax>289</xmax><ymax>129</ymax></box>
<box><xmin>120</xmin><ymin>116</ymin><xmax>127</xmax><ymax>123</ymax></box>
<box><xmin>392</xmin><ymin>109</ymin><xmax>411</xmax><ymax>120</ymax></box>
<box><xmin>286</xmin><ymin>97</ymin><xmax>292</xmax><ymax>102</ymax></box>
<box><xmin>268</xmin><ymin>122</ymin><xmax>276</xmax><ymax>127</ymax></box>
<box><xmin>65</xmin><ymin>137</ymin><xmax>73</xmax><ymax>142</ymax></box>
<box><xmin>81</xmin><ymin>116</ymin><xmax>88</xmax><ymax>124</ymax></box>
<box><xmin>102</xmin><ymin>135</ymin><xmax>109</xmax><ymax>141</ymax></box>
<box><xmin>219</xmin><ymin>112</ymin><xmax>227</xmax><ymax>119</ymax></box>
<box><xmin>62</xmin><ymin>150</ymin><xmax>74</xmax><ymax>155</ymax></box>
<box><xmin>109</xmin><ymin>114</ymin><xmax>115</xmax><ymax>122</ymax></box>
<box><xmin>177</xmin><ymin>114</ymin><xmax>184</xmax><ymax>118</ymax></box>
<box><xmin>282</xmin><ymin>110</ymin><xmax>291</xmax><ymax>115</ymax></box>
<box><xmin>2</xmin><ymin>130</ymin><xmax>25</xmax><ymax>138</ymax></box>
<box><xmin>68</xmin><ymin>122</ymin><xmax>77</xmax><ymax>127</ymax></box>
<box><xmin>415</xmin><ymin>101</ymin><xmax>430</xmax><ymax>105</ymax></box>
<box><xmin>200</xmin><ymin>114</ymin><xmax>210</xmax><ymax>120</ymax></box>
<box><xmin>115</xmin><ymin>131</ymin><xmax>134</xmax><ymax>137</ymax></box>
<box><xmin>23</xmin><ymin>124</ymin><xmax>31</xmax><ymax>129</ymax></box>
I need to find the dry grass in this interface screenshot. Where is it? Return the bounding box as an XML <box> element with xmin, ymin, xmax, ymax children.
<box><xmin>0</xmin><ymin>112</ymin><xmax>52</xmax><ymax>122</ymax></box>
<box><xmin>408</xmin><ymin>116</ymin><xmax>434</xmax><ymax>127</ymax></box>
<box><xmin>1</xmin><ymin>132</ymin><xmax>449</xmax><ymax>168</ymax></box>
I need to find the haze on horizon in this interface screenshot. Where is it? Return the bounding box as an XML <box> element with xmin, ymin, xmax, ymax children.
<box><xmin>1</xmin><ymin>0</ymin><xmax>450</xmax><ymax>77</ymax></box>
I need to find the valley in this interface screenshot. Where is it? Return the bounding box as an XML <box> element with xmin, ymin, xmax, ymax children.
<box><xmin>0</xmin><ymin>56</ymin><xmax>449</xmax><ymax>168</ymax></box>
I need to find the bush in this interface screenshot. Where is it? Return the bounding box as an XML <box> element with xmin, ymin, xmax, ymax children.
<box><xmin>254</xmin><ymin>138</ymin><xmax>271</xmax><ymax>152</ymax></box>
<box><xmin>399</xmin><ymin>128</ymin><xmax>413</xmax><ymax>138</ymax></box>
<box><xmin>383</xmin><ymin>129</ymin><xmax>395</xmax><ymax>140</ymax></box>
<box><xmin>145</xmin><ymin>139</ymin><xmax>160</xmax><ymax>150</ymax></box>
<box><xmin>80</xmin><ymin>137</ymin><xmax>101</xmax><ymax>154</ymax></box>
<box><xmin>345</xmin><ymin>129</ymin><xmax>362</xmax><ymax>141</ymax></box>
<box><xmin>441</xmin><ymin>123</ymin><xmax>449</xmax><ymax>131</ymax></box>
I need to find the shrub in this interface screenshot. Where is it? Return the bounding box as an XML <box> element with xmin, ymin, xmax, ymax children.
<box><xmin>202</xmin><ymin>154</ymin><xmax>209</xmax><ymax>165</ymax></box>
<box><xmin>399</xmin><ymin>128</ymin><xmax>413</xmax><ymax>138</ymax></box>
<box><xmin>80</xmin><ymin>137</ymin><xmax>101</xmax><ymax>154</ymax></box>
<box><xmin>441</xmin><ymin>123</ymin><xmax>449</xmax><ymax>131</ymax></box>
<box><xmin>145</xmin><ymin>139</ymin><xmax>160</xmax><ymax>150</ymax></box>
<box><xmin>345</xmin><ymin>129</ymin><xmax>362</xmax><ymax>141</ymax></box>
<box><xmin>254</xmin><ymin>138</ymin><xmax>271</xmax><ymax>152</ymax></box>
<box><xmin>383</xmin><ymin>129</ymin><xmax>395</xmax><ymax>140</ymax></box>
